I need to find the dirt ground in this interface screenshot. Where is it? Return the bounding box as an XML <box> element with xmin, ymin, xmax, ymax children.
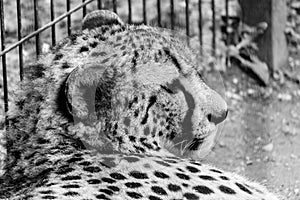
<box><xmin>1</xmin><ymin>1</ymin><xmax>300</xmax><ymax>199</ymax></box>
<box><xmin>204</xmin><ymin>64</ymin><xmax>300</xmax><ymax>200</ymax></box>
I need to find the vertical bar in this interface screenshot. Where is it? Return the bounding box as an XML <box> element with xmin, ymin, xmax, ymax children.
<box><xmin>97</xmin><ymin>0</ymin><xmax>102</xmax><ymax>9</ymax></box>
<box><xmin>170</xmin><ymin>0</ymin><xmax>174</xmax><ymax>30</ymax></box>
<box><xmin>113</xmin><ymin>0</ymin><xmax>117</xmax><ymax>14</ymax></box>
<box><xmin>128</xmin><ymin>0</ymin><xmax>132</xmax><ymax>24</ymax></box>
<box><xmin>211</xmin><ymin>0</ymin><xmax>216</xmax><ymax>56</ymax></box>
<box><xmin>0</xmin><ymin>0</ymin><xmax>8</xmax><ymax>113</ymax></box>
<box><xmin>33</xmin><ymin>0</ymin><xmax>40</xmax><ymax>57</ymax></box>
<box><xmin>157</xmin><ymin>0</ymin><xmax>161</xmax><ymax>27</ymax></box>
<box><xmin>225</xmin><ymin>0</ymin><xmax>229</xmax><ymax>65</ymax></box>
<box><xmin>50</xmin><ymin>0</ymin><xmax>56</xmax><ymax>46</ymax></box>
<box><xmin>185</xmin><ymin>0</ymin><xmax>189</xmax><ymax>45</ymax></box>
<box><xmin>225</xmin><ymin>0</ymin><xmax>229</xmax><ymax>44</ymax></box>
<box><xmin>82</xmin><ymin>0</ymin><xmax>86</xmax><ymax>17</ymax></box>
<box><xmin>16</xmin><ymin>0</ymin><xmax>23</xmax><ymax>81</ymax></box>
<box><xmin>66</xmin><ymin>0</ymin><xmax>71</xmax><ymax>36</ymax></box>
<box><xmin>143</xmin><ymin>0</ymin><xmax>146</xmax><ymax>24</ymax></box>
<box><xmin>198</xmin><ymin>0</ymin><xmax>203</xmax><ymax>54</ymax></box>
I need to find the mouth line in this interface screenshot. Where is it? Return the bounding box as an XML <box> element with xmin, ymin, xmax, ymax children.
<box><xmin>164</xmin><ymin>123</ymin><xmax>219</xmax><ymax>158</ymax></box>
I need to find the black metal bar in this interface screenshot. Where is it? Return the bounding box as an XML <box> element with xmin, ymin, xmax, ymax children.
<box><xmin>143</xmin><ymin>0</ymin><xmax>146</xmax><ymax>24</ymax></box>
<box><xmin>50</xmin><ymin>0</ymin><xmax>56</xmax><ymax>46</ymax></box>
<box><xmin>211</xmin><ymin>0</ymin><xmax>216</xmax><ymax>56</ymax></box>
<box><xmin>157</xmin><ymin>0</ymin><xmax>161</xmax><ymax>27</ymax></box>
<box><xmin>16</xmin><ymin>0</ymin><xmax>23</xmax><ymax>81</ymax></box>
<box><xmin>66</xmin><ymin>0</ymin><xmax>71</xmax><ymax>36</ymax></box>
<box><xmin>82</xmin><ymin>0</ymin><xmax>86</xmax><ymax>17</ymax></box>
<box><xmin>185</xmin><ymin>0</ymin><xmax>189</xmax><ymax>45</ymax></box>
<box><xmin>170</xmin><ymin>0</ymin><xmax>174</xmax><ymax>30</ymax></box>
<box><xmin>225</xmin><ymin>0</ymin><xmax>229</xmax><ymax>65</ymax></box>
<box><xmin>198</xmin><ymin>0</ymin><xmax>203</xmax><ymax>54</ymax></box>
<box><xmin>112</xmin><ymin>0</ymin><xmax>117</xmax><ymax>14</ymax></box>
<box><xmin>97</xmin><ymin>0</ymin><xmax>102</xmax><ymax>9</ymax></box>
<box><xmin>128</xmin><ymin>0</ymin><xmax>132</xmax><ymax>23</ymax></box>
<box><xmin>33</xmin><ymin>0</ymin><xmax>40</xmax><ymax>57</ymax></box>
<box><xmin>0</xmin><ymin>0</ymin><xmax>8</xmax><ymax>113</ymax></box>
<box><xmin>0</xmin><ymin>0</ymin><xmax>95</xmax><ymax>57</ymax></box>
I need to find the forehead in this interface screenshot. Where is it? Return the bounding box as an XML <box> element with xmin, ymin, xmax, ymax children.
<box><xmin>86</xmin><ymin>25</ymin><xmax>203</xmax><ymax>85</ymax></box>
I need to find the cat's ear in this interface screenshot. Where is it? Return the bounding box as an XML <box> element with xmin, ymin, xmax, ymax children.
<box><xmin>82</xmin><ymin>10</ymin><xmax>124</xmax><ymax>30</ymax></box>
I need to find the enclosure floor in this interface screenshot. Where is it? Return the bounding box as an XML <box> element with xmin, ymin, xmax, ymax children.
<box><xmin>205</xmin><ymin>65</ymin><xmax>300</xmax><ymax>200</ymax></box>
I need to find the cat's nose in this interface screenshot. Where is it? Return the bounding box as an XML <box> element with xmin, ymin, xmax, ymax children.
<box><xmin>205</xmin><ymin>90</ymin><xmax>228</xmax><ymax>125</ymax></box>
<box><xmin>207</xmin><ymin>109</ymin><xmax>228</xmax><ymax>125</ymax></box>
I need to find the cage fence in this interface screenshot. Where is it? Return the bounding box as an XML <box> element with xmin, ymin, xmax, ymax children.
<box><xmin>0</xmin><ymin>0</ymin><xmax>231</xmax><ymax>118</ymax></box>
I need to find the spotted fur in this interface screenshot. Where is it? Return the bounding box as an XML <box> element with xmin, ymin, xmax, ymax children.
<box><xmin>0</xmin><ymin>10</ymin><xmax>280</xmax><ymax>200</ymax></box>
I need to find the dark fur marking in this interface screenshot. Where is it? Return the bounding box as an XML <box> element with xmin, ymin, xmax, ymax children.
<box><xmin>53</xmin><ymin>53</ymin><xmax>63</xmax><ymax>60</ymax></box>
<box><xmin>182</xmin><ymin>183</ymin><xmax>189</xmax><ymax>187</ymax></box>
<box><xmin>183</xmin><ymin>193</ymin><xmax>199</xmax><ymax>200</ymax></box>
<box><xmin>235</xmin><ymin>183</ymin><xmax>252</xmax><ymax>194</ymax></box>
<box><xmin>99</xmin><ymin>189</ymin><xmax>114</xmax><ymax>196</ymax></box>
<box><xmin>220</xmin><ymin>176</ymin><xmax>229</xmax><ymax>180</ymax></box>
<box><xmin>125</xmin><ymin>182</ymin><xmax>142</xmax><ymax>188</ymax></box>
<box><xmin>87</xmin><ymin>179</ymin><xmax>102</xmax><ymax>184</ymax></box>
<box><xmin>78</xmin><ymin>161</ymin><xmax>91</xmax><ymax>166</ymax></box>
<box><xmin>67</xmin><ymin>157</ymin><xmax>84</xmax><ymax>163</ymax></box>
<box><xmin>193</xmin><ymin>185</ymin><xmax>214</xmax><ymax>194</ymax></box>
<box><xmin>141</xmin><ymin>96</ymin><xmax>157</xmax><ymax>125</ymax></box>
<box><xmin>198</xmin><ymin>175</ymin><xmax>217</xmax><ymax>181</ymax></box>
<box><xmin>101</xmin><ymin>58</ymin><xmax>110</xmax><ymax>64</ymax></box>
<box><xmin>133</xmin><ymin>145</ymin><xmax>145</xmax><ymax>153</ymax></box>
<box><xmin>122</xmin><ymin>156</ymin><xmax>140</xmax><ymax>163</ymax></box>
<box><xmin>151</xmin><ymin>186</ymin><xmax>167</xmax><ymax>195</ymax></box>
<box><xmin>210</xmin><ymin>169</ymin><xmax>223</xmax><ymax>174</ymax></box>
<box><xmin>131</xmin><ymin>50</ymin><xmax>139</xmax><ymax>73</ymax></box>
<box><xmin>39</xmin><ymin>190</ymin><xmax>54</xmax><ymax>194</ymax></box>
<box><xmin>36</xmin><ymin>137</ymin><xmax>50</xmax><ymax>144</ymax></box>
<box><xmin>190</xmin><ymin>161</ymin><xmax>202</xmax><ymax>166</ymax></box>
<box><xmin>41</xmin><ymin>195</ymin><xmax>56</xmax><ymax>199</ymax></box>
<box><xmin>154</xmin><ymin>171</ymin><xmax>169</xmax><ymax>179</ymax></box>
<box><xmin>120</xmin><ymin>45</ymin><xmax>126</xmax><ymax>50</ymax></box>
<box><xmin>126</xmin><ymin>191</ymin><xmax>143</xmax><ymax>199</ymax></box>
<box><xmin>89</xmin><ymin>41</ymin><xmax>98</xmax><ymax>48</ymax></box>
<box><xmin>79</xmin><ymin>46</ymin><xmax>89</xmax><ymax>53</ymax></box>
<box><xmin>101</xmin><ymin>177</ymin><xmax>116</xmax><ymax>184</ymax></box>
<box><xmin>25</xmin><ymin>63</ymin><xmax>46</xmax><ymax>78</ymax></box>
<box><xmin>110</xmin><ymin>173</ymin><xmax>127</xmax><ymax>180</ymax></box>
<box><xmin>154</xmin><ymin>160</ymin><xmax>171</xmax><ymax>167</ymax></box>
<box><xmin>83</xmin><ymin>166</ymin><xmax>101</xmax><ymax>173</ymax></box>
<box><xmin>162</xmin><ymin>47</ymin><xmax>181</xmax><ymax>71</ymax></box>
<box><xmin>168</xmin><ymin>184</ymin><xmax>181</xmax><ymax>192</ymax></box>
<box><xmin>186</xmin><ymin>166</ymin><xmax>200</xmax><ymax>173</ymax></box>
<box><xmin>107</xmin><ymin>186</ymin><xmax>120</xmax><ymax>192</ymax></box>
<box><xmin>61</xmin><ymin>175</ymin><xmax>81</xmax><ymax>181</ymax></box>
<box><xmin>176</xmin><ymin>173</ymin><xmax>190</xmax><ymax>180</ymax></box>
<box><xmin>64</xmin><ymin>191</ymin><xmax>80</xmax><ymax>196</ymax></box>
<box><xmin>95</xmin><ymin>194</ymin><xmax>110</xmax><ymax>200</ymax></box>
<box><xmin>61</xmin><ymin>61</ymin><xmax>70</xmax><ymax>69</ymax></box>
<box><xmin>91</xmin><ymin>51</ymin><xmax>107</xmax><ymax>57</ymax></box>
<box><xmin>148</xmin><ymin>195</ymin><xmax>163</xmax><ymax>200</ymax></box>
<box><xmin>129</xmin><ymin>171</ymin><xmax>149</xmax><ymax>179</ymax></box>
<box><xmin>219</xmin><ymin>185</ymin><xmax>236</xmax><ymax>194</ymax></box>
<box><xmin>129</xmin><ymin>136</ymin><xmax>136</xmax><ymax>142</ymax></box>
<box><xmin>35</xmin><ymin>158</ymin><xmax>49</xmax><ymax>166</ymax></box>
<box><xmin>61</xmin><ymin>184</ymin><xmax>80</xmax><ymax>188</ymax></box>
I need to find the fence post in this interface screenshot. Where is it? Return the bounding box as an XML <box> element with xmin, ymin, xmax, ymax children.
<box><xmin>239</xmin><ymin>0</ymin><xmax>288</xmax><ymax>72</ymax></box>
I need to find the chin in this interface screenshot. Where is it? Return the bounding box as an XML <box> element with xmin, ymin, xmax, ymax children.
<box><xmin>186</xmin><ymin>128</ymin><xmax>218</xmax><ymax>160</ymax></box>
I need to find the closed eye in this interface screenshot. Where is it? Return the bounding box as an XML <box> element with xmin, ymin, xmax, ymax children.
<box><xmin>160</xmin><ymin>85</ymin><xmax>174</xmax><ymax>94</ymax></box>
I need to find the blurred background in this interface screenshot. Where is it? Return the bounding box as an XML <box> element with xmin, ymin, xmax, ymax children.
<box><xmin>0</xmin><ymin>0</ymin><xmax>300</xmax><ymax>199</ymax></box>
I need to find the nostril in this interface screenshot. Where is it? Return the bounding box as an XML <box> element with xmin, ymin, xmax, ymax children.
<box><xmin>207</xmin><ymin>109</ymin><xmax>228</xmax><ymax>125</ymax></box>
